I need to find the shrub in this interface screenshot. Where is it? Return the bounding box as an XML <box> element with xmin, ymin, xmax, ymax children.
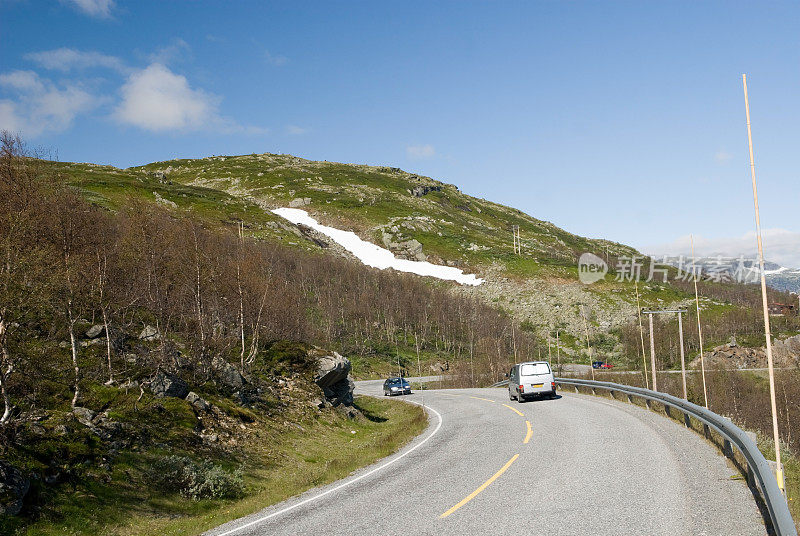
<box><xmin>149</xmin><ymin>455</ymin><xmax>244</xmax><ymax>500</ymax></box>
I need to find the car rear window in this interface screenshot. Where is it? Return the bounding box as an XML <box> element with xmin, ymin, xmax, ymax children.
<box><xmin>520</xmin><ymin>363</ymin><xmax>550</xmax><ymax>376</ymax></box>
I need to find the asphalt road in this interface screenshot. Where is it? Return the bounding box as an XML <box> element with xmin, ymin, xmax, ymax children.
<box><xmin>205</xmin><ymin>382</ymin><xmax>767</xmax><ymax>536</ymax></box>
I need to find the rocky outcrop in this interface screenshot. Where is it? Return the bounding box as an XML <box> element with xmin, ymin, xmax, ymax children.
<box><xmin>409</xmin><ymin>184</ymin><xmax>442</xmax><ymax>197</ymax></box>
<box><xmin>186</xmin><ymin>391</ymin><xmax>211</xmax><ymax>412</ymax></box>
<box><xmin>72</xmin><ymin>407</ymin><xmax>128</xmax><ymax>441</ymax></box>
<box><xmin>138</xmin><ymin>325</ymin><xmax>159</xmax><ymax>341</ymax></box>
<box><xmin>150</xmin><ymin>372</ymin><xmax>189</xmax><ymax>398</ymax></box>
<box><xmin>289</xmin><ymin>197</ymin><xmax>311</xmax><ymax>207</ymax></box>
<box><xmin>0</xmin><ymin>461</ymin><xmax>29</xmax><ymax>516</ymax></box>
<box><xmin>381</xmin><ymin>231</ymin><xmax>427</xmax><ymax>262</ymax></box>
<box><xmin>314</xmin><ymin>351</ymin><xmax>355</xmax><ymax>407</ymax></box>
<box><xmin>211</xmin><ymin>358</ymin><xmax>246</xmax><ymax>392</ymax></box>
<box><xmin>85</xmin><ymin>324</ymin><xmax>105</xmax><ymax>339</ymax></box>
<box><xmin>72</xmin><ymin>406</ymin><xmax>96</xmax><ymax>426</ymax></box>
<box><xmin>690</xmin><ymin>335</ymin><xmax>800</xmax><ymax>369</ymax></box>
<box><xmin>773</xmin><ymin>334</ymin><xmax>800</xmax><ymax>366</ymax></box>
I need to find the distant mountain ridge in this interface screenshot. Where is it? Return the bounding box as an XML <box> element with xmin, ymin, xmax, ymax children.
<box><xmin>660</xmin><ymin>255</ymin><xmax>800</xmax><ymax>294</ymax></box>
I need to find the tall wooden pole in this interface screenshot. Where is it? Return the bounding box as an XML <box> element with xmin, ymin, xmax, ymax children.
<box><xmin>582</xmin><ymin>306</ymin><xmax>595</xmax><ymax>381</ymax></box>
<box><xmin>691</xmin><ymin>235</ymin><xmax>709</xmax><ymax>408</ymax></box>
<box><xmin>556</xmin><ymin>330</ymin><xmax>561</xmax><ymax>376</ymax></box>
<box><xmin>743</xmin><ymin>73</ymin><xmax>783</xmax><ymax>490</ymax></box>
<box><xmin>648</xmin><ymin>313</ymin><xmax>657</xmax><ymax>391</ymax></box>
<box><xmin>678</xmin><ymin>311</ymin><xmax>687</xmax><ymax>399</ymax></box>
<box><xmin>635</xmin><ymin>279</ymin><xmax>649</xmax><ymax>389</ymax></box>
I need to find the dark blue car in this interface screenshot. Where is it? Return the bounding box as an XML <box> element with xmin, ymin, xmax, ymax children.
<box><xmin>383</xmin><ymin>377</ymin><xmax>412</xmax><ymax>396</ymax></box>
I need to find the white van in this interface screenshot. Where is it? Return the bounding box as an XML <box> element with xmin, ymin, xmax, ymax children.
<box><xmin>508</xmin><ymin>361</ymin><xmax>556</xmax><ymax>402</ymax></box>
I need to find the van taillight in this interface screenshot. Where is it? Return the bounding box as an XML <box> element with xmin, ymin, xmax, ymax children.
<box><xmin>519</xmin><ymin>384</ymin><xmax>524</xmax><ymax>391</ymax></box>
<box><xmin>551</xmin><ymin>382</ymin><xmax>555</xmax><ymax>388</ymax></box>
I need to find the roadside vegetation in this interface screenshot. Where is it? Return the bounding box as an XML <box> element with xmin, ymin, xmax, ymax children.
<box><xmin>0</xmin><ymin>133</ymin><xmax>526</xmax><ymax>532</ymax></box>
<box><xmin>4</xmin><ymin>395</ymin><xmax>425</xmax><ymax>536</ymax></box>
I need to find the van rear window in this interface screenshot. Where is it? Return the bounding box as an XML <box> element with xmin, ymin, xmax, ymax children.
<box><xmin>520</xmin><ymin>363</ymin><xmax>550</xmax><ymax>375</ymax></box>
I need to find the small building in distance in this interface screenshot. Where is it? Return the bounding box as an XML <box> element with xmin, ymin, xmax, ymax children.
<box><xmin>768</xmin><ymin>302</ymin><xmax>796</xmax><ymax>316</ymax></box>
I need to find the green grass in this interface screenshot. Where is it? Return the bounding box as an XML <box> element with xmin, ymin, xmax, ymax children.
<box><xmin>7</xmin><ymin>396</ymin><xmax>426</xmax><ymax>536</ymax></box>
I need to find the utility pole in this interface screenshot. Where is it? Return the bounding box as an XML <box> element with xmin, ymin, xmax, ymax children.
<box><xmin>743</xmin><ymin>73</ymin><xmax>783</xmax><ymax>492</ymax></box>
<box><xmin>512</xmin><ymin>225</ymin><xmax>521</xmax><ymax>255</ymax></box>
<box><xmin>643</xmin><ymin>308</ymin><xmax>688</xmax><ymax>395</ymax></box>
<box><xmin>556</xmin><ymin>329</ymin><xmax>561</xmax><ymax>376</ymax></box>
<box><xmin>690</xmin><ymin>235</ymin><xmax>709</xmax><ymax>408</ymax></box>
<box><xmin>678</xmin><ymin>311</ymin><xmax>687</xmax><ymax>400</ymax></box>
<box><xmin>581</xmin><ymin>305</ymin><xmax>595</xmax><ymax>381</ymax></box>
<box><xmin>635</xmin><ymin>279</ymin><xmax>649</xmax><ymax>389</ymax></box>
<box><xmin>648</xmin><ymin>312</ymin><xmax>657</xmax><ymax>391</ymax></box>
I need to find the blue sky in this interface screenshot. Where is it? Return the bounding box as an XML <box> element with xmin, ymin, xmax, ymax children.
<box><xmin>2</xmin><ymin>1</ymin><xmax>799</xmax><ymax>265</ymax></box>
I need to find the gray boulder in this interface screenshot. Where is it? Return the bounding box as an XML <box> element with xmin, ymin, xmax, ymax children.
<box><xmin>212</xmin><ymin>358</ymin><xmax>245</xmax><ymax>391</ymax></box>
<box><xmin>72</xmin><ymin>406</ymin><xmax>96</xmax><ymax>426</ymax></box>
<box><xmin>289</xmin><ymin>197</ymin><xmax>311</xmax><ymax>207</ymax></box>
<box><xmin>91</xmin><ymin>415</ymin><xmax>123</xmax><ymax>441</ymax></box>
<box><xmin>138</xmin><ymin>325</ymin><xmax>160</xmax><ymax>341</ymax></box>
<box><xmin>327</xmin><ymin>377</ymin><xmax>355</xmax><ymax>406</ymax></box>
<box><xmin>410</xmin><ymin>184</ymin><xmax>442</xmax><ymax>197</ymax></box>
<box><xmin>186</xmin><ymin>391</ymin><xmax>210</xmax><ymax>412</ymax></box>
<box><xmin>85</xmin><ymin>324</ymin><xmax>105</xmax><ymax>339</ymax></box>
<box><xmin>314</xmin><ymin>352</ymin><xmax>355</xmax><ymax>407</ymax></box>
<box><xmin>150</xmin><ymin>372</ymin><xmax>189</xmax><ymax>398</ymax></box>
<box><xmin>0</xmin><ymin>461</ymin><xmax>29</xmax><ymax>516</ymax></box>
<box><xmin>315</xmin><ymin>352</ymin><xmax>350</xmax><ymax>388</ymax></box>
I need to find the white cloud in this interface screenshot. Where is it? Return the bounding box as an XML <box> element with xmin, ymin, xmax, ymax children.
<box><xmin>715</xmin><ymin>149</ymin><xmax>733</xmax><ymax>164</ymax></box>
<box><xmin>646</xmin><ymin>229</ymin><xmax>800</xmax><ymax>269</ymax></box>
<box><xmin>113</xmin><ymin>64</ymin><xmax>218</xmax><ymax>132</ymax></box>
<box><xmin>406</xmin><ymin>144</ymin><xmax>435</xmax><ymax>160</ymax></box>
<box><xmin>113</xmin><ymin>63</ymin><xmax>264</xmax><ymax>134</ymax></box>
<box><xmin>0</xmin><ymin>70</ymin><xmax>96</xmax><ymax>136</ymax></box>
<box><xmin>264</xmin><ymin>50</ymin><xmax>288</xmax><ymax>66</ymax></box>
<box><xmin>286</xmin><ymin>125</ymin><xmax>308</xmax><ymax>135</ymax></box>
<box><xmin>63</xmin><ymin>0</ymin><xmax>115</xmax><ymax>18</ymax></box>
<box><xmin>0</xmin><ymin>101</ymin><xmax>21</xmax><ymax>132</ymax></box>
<box><xmin>24</xmin><ymin>48</ymin><xmax>128</xmax><ymax>74</ymax></box>
<box><xmin>0</xmin><ymin>71</ymin><xmax>44</xmax><ymax>92</ymax></box>
<box><xmin>149</xmin><ymin>39</ymin><xmax>191</xmax><ymax>65</ymax></box>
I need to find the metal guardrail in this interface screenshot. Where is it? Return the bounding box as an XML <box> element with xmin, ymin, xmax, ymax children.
<box><xmin>540</xmin><ymin>378</ymin><xmax>796</xmax><ymax>536</ymax></box>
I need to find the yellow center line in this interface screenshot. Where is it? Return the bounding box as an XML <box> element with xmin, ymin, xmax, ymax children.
<box><xmin>440</xmin><ymin>454</ymin><xmax>520</xmax><ymax>519</ymax></box>
<box><xmin>502</xmin><ymin>403</ymin><xmax>525</xmax><ymax>417</ymax></box>
<box><xmin>524</xmin><ymin>420</ymin><xmax>533</xmax><ymax>444</ymax></box>
<box><xmin>469</xmin><ymin>396</ymin><xmax>495</xmax><ymax>402</ymax></box>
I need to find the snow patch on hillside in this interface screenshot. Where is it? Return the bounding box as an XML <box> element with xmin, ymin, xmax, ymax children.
<box><xmin>272</xmin><ymin>207</ymin><xmax>484</xmax><ymax>286</ymax></box>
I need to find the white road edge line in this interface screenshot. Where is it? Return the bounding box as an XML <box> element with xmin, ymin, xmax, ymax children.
<box><xmin>211</xmin><ymin>400</ymin><xmax>443</xmax><ymax>536</ymax></box>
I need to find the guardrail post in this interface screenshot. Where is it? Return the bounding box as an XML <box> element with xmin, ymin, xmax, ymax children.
<box><xmin>609</xmin><ymin>390</ymin><xmax>615</xmax><ymax>399</ymax></box>
<box><xmin>627</xmin><ymin>394</ymin><xmax>633</xmax><ymax>404</ymax></box>
<box><xmin>664</xmin><ymin>405</ymin><xmax>672</xmax><ymax>418</ymax></box>
<box><xmin>574</xmin><ymin>386</ymin><xmax>579</xmax><ymax>393</ymax></box>
<box><xmin>703</xmin><ymin>423</ymin><xmax>710</xmax><ymax>439</ymax></box>
<box><xmin>723</xmin><ymin>438</ymin><xmax>733</xmax><ymax>459</ymax></box>
<box><xmin>683</xmin><ymin>412</ymin><xmax>691</xmax><ymax>428</ymax></box>
<box><xmin>591</xmin><ymin>387</ymin><xmax>596</xmax><ymax>395</ymax></box>
<box><xmin>645</xmin><ymin>399</ymin><xmax>651</xmax><ymax>410</ymax></box>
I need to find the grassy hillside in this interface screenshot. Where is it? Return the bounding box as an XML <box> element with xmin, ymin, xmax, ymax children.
<box><xmin>50</xmin><ymin>153</ymin><xmax>797</xmax><ymax>368</ymax></box>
